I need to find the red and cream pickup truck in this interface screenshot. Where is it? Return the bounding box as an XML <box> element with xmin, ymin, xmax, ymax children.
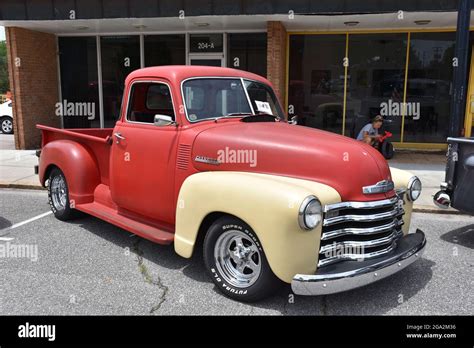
<box><xmin>37</xmin><ymin>66</ymin><xmax>426</xmax><ymax>302</ymax></box>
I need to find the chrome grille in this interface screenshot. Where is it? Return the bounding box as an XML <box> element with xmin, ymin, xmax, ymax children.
<box><xmin>318</xmin><ymin>195</ymin><xmax>405</xmax><ymax>267</ymax></box>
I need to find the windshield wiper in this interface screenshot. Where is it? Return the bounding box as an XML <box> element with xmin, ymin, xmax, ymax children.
<box><xmin>242</xmin><ymin>112</ymin><xmax>279</xmax><ymax>120</ymax></box>
<box><xmin>214</xmin><ymin>112</ymin><xmax>280</xmax><ymax>122</ymax></box>
<box><xmin>213</xmin><ymin>112</ymin><xmax>253</xmax><ymax>122</ymax></box>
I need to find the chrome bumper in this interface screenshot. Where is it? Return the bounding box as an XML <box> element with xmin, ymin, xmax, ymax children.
<box><xmin>291</xmin><ymin>230</ymin><xmax>426</xmax><ymax>296</ymax></box>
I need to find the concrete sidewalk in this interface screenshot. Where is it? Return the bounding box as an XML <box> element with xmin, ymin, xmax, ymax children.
<box><xmin>387</xmin><ymin>151</ymin><xmax>456</xmax><ymax>213</ymax></box>
<box><xmin>0</xmin><ymin>134</ymin><xmax>454</xmax><ymax>213</ymax></box>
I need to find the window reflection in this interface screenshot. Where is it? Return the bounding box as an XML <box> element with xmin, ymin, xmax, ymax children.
<box><xmin>288</xmin><ymin>35</ymin><xmax>346</xmax><ymax>134</ymax></box>
<box><xmin>144</xmin><ymin>35</ymin><xmax>185</xmax><ymax>66</ymax></box>
<box><xmin>101</xmin><ymin>36</ymin><xmax>140</xmax><ymax>128</ymax></box>
<box><xmin>345</xmin><ymin>34</ymin><xmax>407</xmax><ymax>142</ymax></box>
<box><xmin>227</xmin><ymin>33</ymin><xmax>267</xmax><ymax>77</ymax></box>
<box><xmin>404</xmin><ymin>32</ymin><xmax>455</xmax><ymax>143</ymax></box>
<box><xmin>59</xmin><ymin>37</ymin><xmax>99</xmax><ymax>128</ymax></box>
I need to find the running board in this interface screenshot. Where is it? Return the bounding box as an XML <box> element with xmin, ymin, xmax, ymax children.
<box><xmin>77</xmin><ymin>202</ymin><xmax>174</xmax><ymax>245</ymax></box>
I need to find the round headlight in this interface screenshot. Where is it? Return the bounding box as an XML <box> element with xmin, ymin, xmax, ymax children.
<box><xmin>298</xmin><ymin>196</ymin><xmax>322</xmax><ymax>230</ymax></box>
<box><xmin>408</xmin><ymin>176</ymin><xmax>422</xmax><ymax>201</ymax></box>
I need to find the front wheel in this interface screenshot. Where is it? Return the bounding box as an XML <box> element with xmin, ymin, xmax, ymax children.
<box><xmin>203</xmin><ymin>216</ymin><xmax>282</xmax><ymax>302</ymax></box>
<box><xmin>47</xmin><ymin>167</ymin><xmax>79</xmax><ymax>221</ymax></box>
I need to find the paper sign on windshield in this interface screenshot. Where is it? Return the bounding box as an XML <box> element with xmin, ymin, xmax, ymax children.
<box><xmin>255</xmin><ymin>101</ymin><xmax>272</xmax><ymax>114</ymax></box>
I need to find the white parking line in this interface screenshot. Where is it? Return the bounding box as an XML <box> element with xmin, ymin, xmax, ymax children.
<box><xmin>9</xmin><ymin>211</ymin><xmax>53</xmax><ymax>230</ymax></box>
<box><xmin>0</xmin><ymin>237</ymin><xmax>14</xmax><ymax>241</ymax></box>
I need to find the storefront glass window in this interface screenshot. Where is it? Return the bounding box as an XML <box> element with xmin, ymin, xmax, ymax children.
<box><xmin>288</xmin><ymin>35</ymin><xmax>346</xmax><ymax>134</ymax></box>
<box><xmin>144</xmin><ymin>34</ymin><xmax>185</xmax><ymax>66</ymax></box>
<box><xmin>58</xmin><ymin>37</ymin><xmax>99</xmax><ymax>128</ymax></box>
<box><xmin>101</xmin><ymin>36</ymin><xmax>140</xmax><ymax>128</ymax></box>
<box><xmin>404</xmin><ymin>32</ymin><xmax>455</xmax><ymax>143</ymax></box>
<box><xmin>227</xmin><ymin>33</ymin><xmax>267</xmax><ymax>77</ymax></box>
<box><xmin>345</xmin><ymin>34</ymin><xmax>408</xmax><ymax>142</ymax></box>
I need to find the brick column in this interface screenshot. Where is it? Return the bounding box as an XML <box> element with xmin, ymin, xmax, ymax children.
<box><xmin>267</xmin><ymin>21</ymin><xmax>287</xmax><ymax>118</ymax></box>
<box><xmin>6</xmin><ymin>27</ymin><xmax>60</xmax><ymax>150</ymax></box>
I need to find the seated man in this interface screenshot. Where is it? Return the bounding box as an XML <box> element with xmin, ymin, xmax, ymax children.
<box><xmin>357</xmin><ymin>115</ymin><xmax>384</xmax><ymax>146</ymax></box>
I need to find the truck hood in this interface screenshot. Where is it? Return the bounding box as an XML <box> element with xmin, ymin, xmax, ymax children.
<box><xmin>191</xmin><ymin>121</ymin><xmax>394</xmax><ymax>202</ymax></box>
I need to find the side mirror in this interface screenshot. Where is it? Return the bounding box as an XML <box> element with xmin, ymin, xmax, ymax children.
<box><xmin>288</xmin><ymin>115</ymin><xmax>298</xmax><ymax>125</ymax></box>
<box><xmin>154</xmin><ymin>114</ymin><xmax>175</xmax><ymax>127</ymax></box>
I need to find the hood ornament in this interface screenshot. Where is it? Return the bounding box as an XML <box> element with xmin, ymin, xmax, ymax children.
<box><xmin>363</xmin><ymin>180</ymin><xmax>394</xmax><ymax>194</ymax></box>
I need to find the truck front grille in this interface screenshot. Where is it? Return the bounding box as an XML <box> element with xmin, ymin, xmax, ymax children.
<box><xmin>318</xmin><ymin>195</ymin><xmax>405</xmax><ymax>267</ymax></box>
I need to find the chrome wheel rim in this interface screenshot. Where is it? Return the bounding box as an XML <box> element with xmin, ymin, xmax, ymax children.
<box><xmin>214</xmin><ymin>230</ymin><xmax>262</xmax><ymax>288</ymax></box>
<box><xmin>1</xmin><ymin>119</ymin><xmax>12</xmax><ymax>133</ymax></box>
<box><xmin>50</xmin><ymin>174</ymin><xmax>67</xmax><ymax>211</ymax></box>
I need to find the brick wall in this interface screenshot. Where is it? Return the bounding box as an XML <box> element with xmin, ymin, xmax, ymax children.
<box><xmin>6</xmin><ymin>27</ymin><xmax>60</xmax><ymax>149</ymax></box>
<box><xmin>266</xmin><ymin>21</ymin><xmax>287</xmax><ymax>118</ymax></box>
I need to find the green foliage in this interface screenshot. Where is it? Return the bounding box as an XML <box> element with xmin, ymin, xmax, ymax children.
<box><xmin>0</xmin><ymin>41</ymin><xmax>9</xmax><ymax>94</ymax></box>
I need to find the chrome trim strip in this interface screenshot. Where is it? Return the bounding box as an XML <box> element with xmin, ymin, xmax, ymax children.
<box><xmin>321</xmin><ymin>218</ymin><xmax>402</xmax><ymax>241</ymax></box>
<box><xmin>323</xmin><ymin>207</ymin><xmax>404</xmax><ymax>226</ymax></box>
<box><xmin>194</xmin><ymin>156</ymin><xmax>220</xmax><ymax>166</ymax></box>
<box><xmin>324</xmin><ymin>196</ymin><xmax>398</xmax><ymax>213</ymax></box>
<box><xmin>291</xmin><ymin>230</ymin><xmax>426</xmax><ymax>295</ymax></box>
<box><xmin>447</xmin><ymin>137</ymin><xmax>474</xmax><ymax>144</ymax></box>
<box><xmin>319</xmin><ymin>229</ymin><xmax>403</xmax><ymax>255</ymax></box>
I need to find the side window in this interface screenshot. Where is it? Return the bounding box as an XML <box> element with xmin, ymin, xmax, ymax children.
<box><xmin>127</xmin><ymin>82</ymin><xmax>175</xmax><ymax>123</ymax></box>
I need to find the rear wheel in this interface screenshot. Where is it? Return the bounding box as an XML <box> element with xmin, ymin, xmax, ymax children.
<box><xmin>47</xmin><ymin>167</ymin><xmax>79</xmax><ymax>221</ymax></box>
<box><xmin>1</xmin><ymin>117</ymin><xmax>13</xmax><ymax>134</ymax></box>
<box><xmin>203</xmin><ymin>216</ymin><xmax>282</xmax><ymax>302</ymax></box>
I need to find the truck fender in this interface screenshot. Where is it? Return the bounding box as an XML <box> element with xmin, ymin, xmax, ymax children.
<box><xmin>174</xmin><ymin>171</ymin><xmax>341</xmax><ymax>283</ymax></box>
<box><xmin>390</xmin><ymin>167</ymin><xmax>415</xmax><ymax>235</ymax></box>
<box><xmin>39</xmin><ymin>139</ymin><xmax>100</xmax><ymax>205</ymax></box>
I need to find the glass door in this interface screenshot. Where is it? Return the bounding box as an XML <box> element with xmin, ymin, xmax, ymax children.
<box><xmin>187</xmin><ymin>33</ymin><xmax>225</xmax><ymax>67</ymax></box>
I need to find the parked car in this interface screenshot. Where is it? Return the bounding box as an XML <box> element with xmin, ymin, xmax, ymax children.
<box><xmin>36</xmin><ymin>66</ymin><xmax>426</xmax><ymax>302</ymax></box>
<box><xmin>434</xmin><ymin>137</ymin><xmax>474</xmax><ymax>214</ymax></box>
<box><xmin>0</xmin><ymin>99</ymin><xmax>13</xmax><ymax>134</ymax></box>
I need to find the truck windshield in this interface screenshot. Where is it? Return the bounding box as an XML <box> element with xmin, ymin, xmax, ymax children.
<box><xmin>182</xmin><ymin>78</ymin><xmax>285</xmax><ymax>122</ymax></box>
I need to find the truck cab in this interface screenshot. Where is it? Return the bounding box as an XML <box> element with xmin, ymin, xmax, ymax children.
<box><xmin>37</xmin><ymin>66</ymin><xmax>426</xmax><ymax>302</ymax></box>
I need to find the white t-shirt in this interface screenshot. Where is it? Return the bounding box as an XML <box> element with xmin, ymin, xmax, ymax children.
<box><xmin>357</xmin><ymin>123</ymin><xmax>378</xmax><ymax>140</ymax></box>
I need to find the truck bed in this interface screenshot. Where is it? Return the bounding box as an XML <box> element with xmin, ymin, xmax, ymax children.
<box><xmin>37</xmin><ymin>125</ymin><xmax>113</xmax><ymax>185</ymax></box>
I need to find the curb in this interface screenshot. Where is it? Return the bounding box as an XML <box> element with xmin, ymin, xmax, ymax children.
<box><xmin>0</xmin><ymin>183</ymin><xmax>45</xmax><ymax>190</ymax></box>
<box><xmin>412</xmin><ymin>206</ymin><xmax>468</xmax><ymax>215</ymax></box>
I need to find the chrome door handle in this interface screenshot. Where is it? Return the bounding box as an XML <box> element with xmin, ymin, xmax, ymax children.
<box><xmin>114</xmin><ymin>132</ymin><xmax>125</xmax><ymax>143</ymax></box>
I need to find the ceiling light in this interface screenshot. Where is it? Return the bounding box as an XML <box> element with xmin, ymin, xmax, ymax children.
<box><xmin>344</xmin><ymin>21</ymin><xmax>359</xmax><ymax>26</ymax></box>
<box><xmin>74</xmin><ymin>26</ymin><xmax>89</xmax><ymax>30</ymax></box>
<box><xmin>133</xmin><ymin>24</ymin><xmax>147</xmax><ymax>29</ymax></box>
<box><xmin>195</xmin><ymin>22</ymin><xmax>210</xmax><ymax>27</ymax></box>
<box><xmin>414</xmin><ymin>20</ymin><xmax>431</xmax><ymax>25</ymax></box>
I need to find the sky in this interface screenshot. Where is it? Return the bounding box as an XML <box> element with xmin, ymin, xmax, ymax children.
<box><xmin>0</xmin><ymin>26</ymin><xmax>5</xmax><ymax>41</ymax></box>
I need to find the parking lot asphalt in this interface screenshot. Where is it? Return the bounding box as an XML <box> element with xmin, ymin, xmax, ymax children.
<box><xmin>0</xmin><ymin>188</ymin><xmax>473</xmax><ymax>315</ymax></box>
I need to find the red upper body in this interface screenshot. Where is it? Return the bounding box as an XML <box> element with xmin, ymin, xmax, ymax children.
<box><xmin>38</xmin><ymin>66</ymin><xmax>393</xmax><ymax>231</ymax></box>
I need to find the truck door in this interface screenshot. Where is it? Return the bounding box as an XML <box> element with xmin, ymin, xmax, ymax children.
<box><xmin>110</xmin><ymin>79</ymin><xmax>179</xmax><ymax>224</ymax></box>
